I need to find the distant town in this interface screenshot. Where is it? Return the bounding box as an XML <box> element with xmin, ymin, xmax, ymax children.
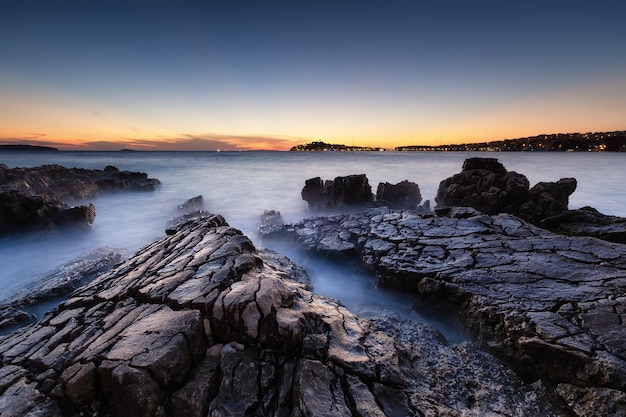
<box><xmin>291</xmin><ymin>131</ymin><xmax>626</xmax><ymax>152</ymax></box>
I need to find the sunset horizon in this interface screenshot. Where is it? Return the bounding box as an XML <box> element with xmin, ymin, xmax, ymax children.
<box><xmin>2</xmin><ymin>127</ymin><xmax>626</xmax><ymax>152</ymax></box>
<box><xmin>2</xmin><ymin>1</ymin><xmax>625</xmax><ymax>152</ymax></box>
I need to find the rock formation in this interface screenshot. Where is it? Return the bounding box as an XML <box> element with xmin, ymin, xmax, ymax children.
<box><xmin>435</xmin><ymin>157</ymin><xmax>576</xmax><ymax>224</ymax></box>
<box><xmin>0</xmin><ymin>248</ymin><xmax>122</xmax><ymax>333</ymax></box>
<box><xmin>301</xmin><ymin>174</ymin><xmax>373</xmax><ymax>210</ymax></box>
<box><xmin>263</xmin><ymin>207</ymin><xmax>626</xmax><ymax>416</ymax></box>
<box><xmin>0</xmin><ymin>213</ymin><xmax>567</xmax><ymax>416</ymax></box>
<box><xmin>0</xmin><ymin>164</ymin><xmax>160</xmax><ymax>234</ymax></box>
<box><xmin>0</xmin><ymin>191</ymin><xmax>96</xmax><ymax>234</ymax></box>
<box><xmin>0</xmin><ymin>164</ymin><xmax>160</xmax><ymax>202</ymax></box>
<box><xmin>177</xmin><ymin>195</ymin><xmax>204</xmax><ymax>213</ymax></box>
<box><xmin>541</xmin><ymin>206</ymin><xmax>626</xmax><ymax>244</ymax></box>
<box><xmin>375</xmin><ymin>180</ymin><xmax>422</xmax><ymax>209</ymax></box>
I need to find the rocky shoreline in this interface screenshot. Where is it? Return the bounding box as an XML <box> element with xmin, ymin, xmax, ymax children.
<box><xmin>0</xmin><ymin>212</ymin><xmax>575</xmax><ymax>416</ymax></box>
<box><xmin>1</xmin><ymin>158</ymin><xmax>625</xmax><ymax>415</ymax></box>
<box><xmin>0</xmin><ymin>164</ymin><xmax>160</xmax><ymax>234</ymax></box>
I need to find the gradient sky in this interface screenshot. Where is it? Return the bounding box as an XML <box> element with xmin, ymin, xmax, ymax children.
<box><xmin>1</xmin><ymin>1</ymin><xmax>625</xmax><ymax>151</ymax></box>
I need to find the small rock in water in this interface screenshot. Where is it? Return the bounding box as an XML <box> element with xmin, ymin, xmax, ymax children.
<box><xmin>177</xmin><ymin>195</ymin><xmax>204</xmax><ymax>212</ymax></box>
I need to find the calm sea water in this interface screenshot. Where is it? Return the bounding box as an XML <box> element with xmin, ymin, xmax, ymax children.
<box><xmin>2</xmin><ymin>150</ymin><xmax>625</xmax><ymax>340</ymax></box>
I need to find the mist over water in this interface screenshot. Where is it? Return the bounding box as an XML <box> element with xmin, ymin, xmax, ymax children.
<box><xmin>2</xmin><ymin>151</ymin><xmax>625</xmax><ymax>340</ymax></box>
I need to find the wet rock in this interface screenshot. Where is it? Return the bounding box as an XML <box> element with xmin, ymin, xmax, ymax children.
<box><xmin>177</xmin><ymin>195</ymin><xmax>204</xmax><ymax>212</ymax></box>
<box><xmin>301</xmin><ymin>174</ymin><xmax>373</xmax><ymax>210</ymax></box>
<box><xmin>259</xmin><ymin>209</ymin><xmax>285</xmax><ymax>237</ymax></box>
<box><xmin>541</xmin><ymin>206</ymin><xmax>626</xmax><ymax>244</ymax></box>
<box><xmin>435</xmin><ymin>157</ymin><xmax>576</xmax><ymax>224</ymax></box>
<box><xmin>0</xmin><ymin>248</ymin><xmax>123</xmax><ymax>333</ymax></box>
<box><xmin>269</xmin><ymin>206</ymin><xmax>626</xmax><ymax>413</ymax></box>
<box><xmin>0</xmin><ymin>164</ymin><xmax>160</xmax><ymax>202</ymax></box>
<box><xmin>0</xmin><ymin>212</ymin><xmax>561</xmax><ymax>416</ymax></box>
<box><xmin>0</xmin><ymin>191</ymin><xmax>96</xmax><ymax>234</ymax></box>
<box><xmin>0</xmin><ymin>164</ymin><xmax>159</xmax><ymax>235</ymax></box>
<box><xmin>376</xmin><ymin>179</ymin><xmax>422</xmax><ymax>209</ymax></box>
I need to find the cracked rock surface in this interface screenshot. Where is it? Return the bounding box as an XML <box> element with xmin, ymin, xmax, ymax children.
<box><xmin>0</xmin><ymin>213</ymin><xmax>565</xmax><ymax>416</ymax></box>
<box><xmin>270</xmin><ymin>206</ymin><xmax>626</xmax><ymax>416</ymax></box>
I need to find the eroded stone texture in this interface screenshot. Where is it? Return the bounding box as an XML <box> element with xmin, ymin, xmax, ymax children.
<box><xmin>0</xmin><ymin>212</ymin><xmax>563</xmax><ymax>416</ymax></box>
<box><xmin>0</xmin><ymin>164</ymin><xmax>160</xmax><ymax>202</ymax></box>
<box><xmin>435</xmin><ymin>157</ymin><xmax>577</xmax><ymax>225</ymax></box>
<box><xmin>269</xmin><ymin>206</ymin><xmax>626</xmax><ymax>414</ymax></box>
<box><xmin>0</xmin><ymin>248</ymin><xmax>122</xmax><ymax>333</ymax></box>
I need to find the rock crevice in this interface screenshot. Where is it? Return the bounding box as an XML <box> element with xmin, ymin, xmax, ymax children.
<box><xmin>0</xmin><ymin>212</ymin><xmax>567</xmax><ymax>416</ymax></box>
<box><xmin>264</xmin><ymin>206</ymin><xmax>626</xmax><ymax>416</ymax></box>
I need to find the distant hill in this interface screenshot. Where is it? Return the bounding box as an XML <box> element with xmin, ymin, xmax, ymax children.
<box><xmin>0</xmin><ymin>144</ymin><xmax>58</xmax><ymax>151</ymax></box>
<box><xmin>395</xmin><ymin>131</ymin><xmax>626</xmax><ymax>152</ymax></box>
<box><xmin>290</xmin><ymin>141</ymin><xmax>382</xmax><ymax>152</ymax></box>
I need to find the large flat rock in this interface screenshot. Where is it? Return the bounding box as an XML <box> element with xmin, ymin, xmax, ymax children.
<box><xmin>270</xmin><ymin>206</ymin><xmax>626</xmax><ymax>415</ymax></box>
<box><xmin>0</xmin><ymin>213</ymin><xmax>569</xmax><ymax>416</ymax></box>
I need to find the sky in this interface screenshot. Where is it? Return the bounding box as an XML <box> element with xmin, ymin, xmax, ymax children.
<box><xmin>1</xmin><ymin>1</ymin><xmax>625</xmax><ymax>151</ymax></box>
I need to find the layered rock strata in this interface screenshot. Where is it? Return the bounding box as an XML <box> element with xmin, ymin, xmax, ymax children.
<box><xmin>0</xmin><ymin>164</ymin><xmax>160</xmax><ymax>201</ymax></box>
<box><xmin>0</xmin><ymin>213</ymin><xmax>563</xmax><ymax>416</ymax></box>
<box><xmin>265</xmin><ymin>207</ymin><xmax>626</xmax><ymax>416</ymax></box>
<box><xmin>0</xmin><ymin>248</ymin><xmax>123</xmax><ymax>333</ymax></box>
<box><xmin>0</xmin><ymin>164</ymin><xmax>160</xmax><ymax>234</ymax></box>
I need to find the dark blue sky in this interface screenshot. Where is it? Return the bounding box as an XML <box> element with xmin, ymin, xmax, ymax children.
<box><xmin>1</xmin><ymin>1</ymin><xmax>625</xmax><ymax>150</ymax></box>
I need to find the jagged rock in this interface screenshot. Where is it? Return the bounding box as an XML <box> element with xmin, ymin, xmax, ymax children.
<box><xmin>376</xmin><ymin>180</ymin><xmax>422</xmax><ymax>209</ymax></box>
<box><xmin>0</xmin><ymin>248</ymin><xmax>123</xmax><ymax>333</ymax></box>
<box><xmin>264</xmin><ymin>206</ymin><xmax>626</xmax><ymax>414</ymax></box>
<box><xmin>177</xmin><ymin>195</ymin><xmax>204</xmax><ymax>212</ymax></box>
<box><xmin>541</xmin><ymin>206</ymin><xmax>626</xmax><ymax>244</ymax></box>
<box><xmin>435</xmin><ymin>157</ymin><xmax>576</xmax><ymax>224</ymax></box>
<box><xmin>0</xmin><ymin>164</ymin><xmax>159</xmax><ymax>235</ymax></box>
<box><xmin>0</xmin><ymin>164</ymin><xmax>160</xmax><ymax>202</ymax></box>
<box><xmin>0</xmin><ymin>190</ymin><xmax>96</xmax><ymax>234</ymax></box>
<box><xmin>0</xmin><ymin>212</ymin><xmax>562</xmax><ymax>416</ymax></box>
<box><xmin>259</xmin><ymin>209</ymin><xmax>285</xmax><ymax>237</ymax></box>
<box><xmin>301</xmin><ymin>174</ymin><xmax>373</xmax><ymax>210</ymax></box>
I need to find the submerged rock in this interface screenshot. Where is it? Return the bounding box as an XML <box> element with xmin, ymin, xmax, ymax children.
<box><xmin>0</xmin><ymin>212</ymin><xmax>562</xmax><ymax>416</ymax></box>
<box><xmin>264</xmin><ymin>206</ymin><xmax>626</xmax><ymax>414</ymax></box>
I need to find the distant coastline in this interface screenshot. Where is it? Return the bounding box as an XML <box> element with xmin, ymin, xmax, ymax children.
<box><xmin>291</xmin><ymin>130</ymin><xmax>626</xmax><ymax>152</ymax></box>
<box><xmin>0</xmin><ymin>144</ymin><xmax>58</xmax><ymax>152</ymax></box>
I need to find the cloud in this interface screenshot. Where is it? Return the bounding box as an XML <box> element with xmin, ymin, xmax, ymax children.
<box><xmin>0</xmin><ymin>137</ymin><xmax>69</xmax><ymax>149</ymax></box>
<box><xmin>87</xmin><ymin>133</ymin><xmax>303</xmax><ymax>151</ymax></box>
<box><xmin>0</xmin><ymin>133</ymin><xmax>305</xmax><ymax>151</ymax></box>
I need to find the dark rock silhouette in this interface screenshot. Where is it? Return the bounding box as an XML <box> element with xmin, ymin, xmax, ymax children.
<box><xmin>0</xmin><ymin>164</ymin><xmax>160</xmax><ymax>202</ymax></box>
<box><xmin>301</xmin><ymin>174</ymin><xmax>373</xmax><ymax>210</ymax></box>
<box><xmin>0</xmin><ymin>191</ymin><xmax>96</xmax><ymax>234</ymax></box>
<box><xmin>435</xmin><ymin>157</ymin><xmax>576</xmax><ymax>224</ymax></box>
<box><xmin>0</xmin><ymin>164</ymin><xmax>159</xmax><ymax>234</ymax></box>
<box><xmin>376</xmin><ymin>179</ymin><xmax>422</xmax><ymax>209</ymax></box>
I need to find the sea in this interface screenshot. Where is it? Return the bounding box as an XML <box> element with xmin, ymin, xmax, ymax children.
<box><xmin>2</xmin><ymin>150</ymin><xmax>625</xmax><ymax>341</ymax></box>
